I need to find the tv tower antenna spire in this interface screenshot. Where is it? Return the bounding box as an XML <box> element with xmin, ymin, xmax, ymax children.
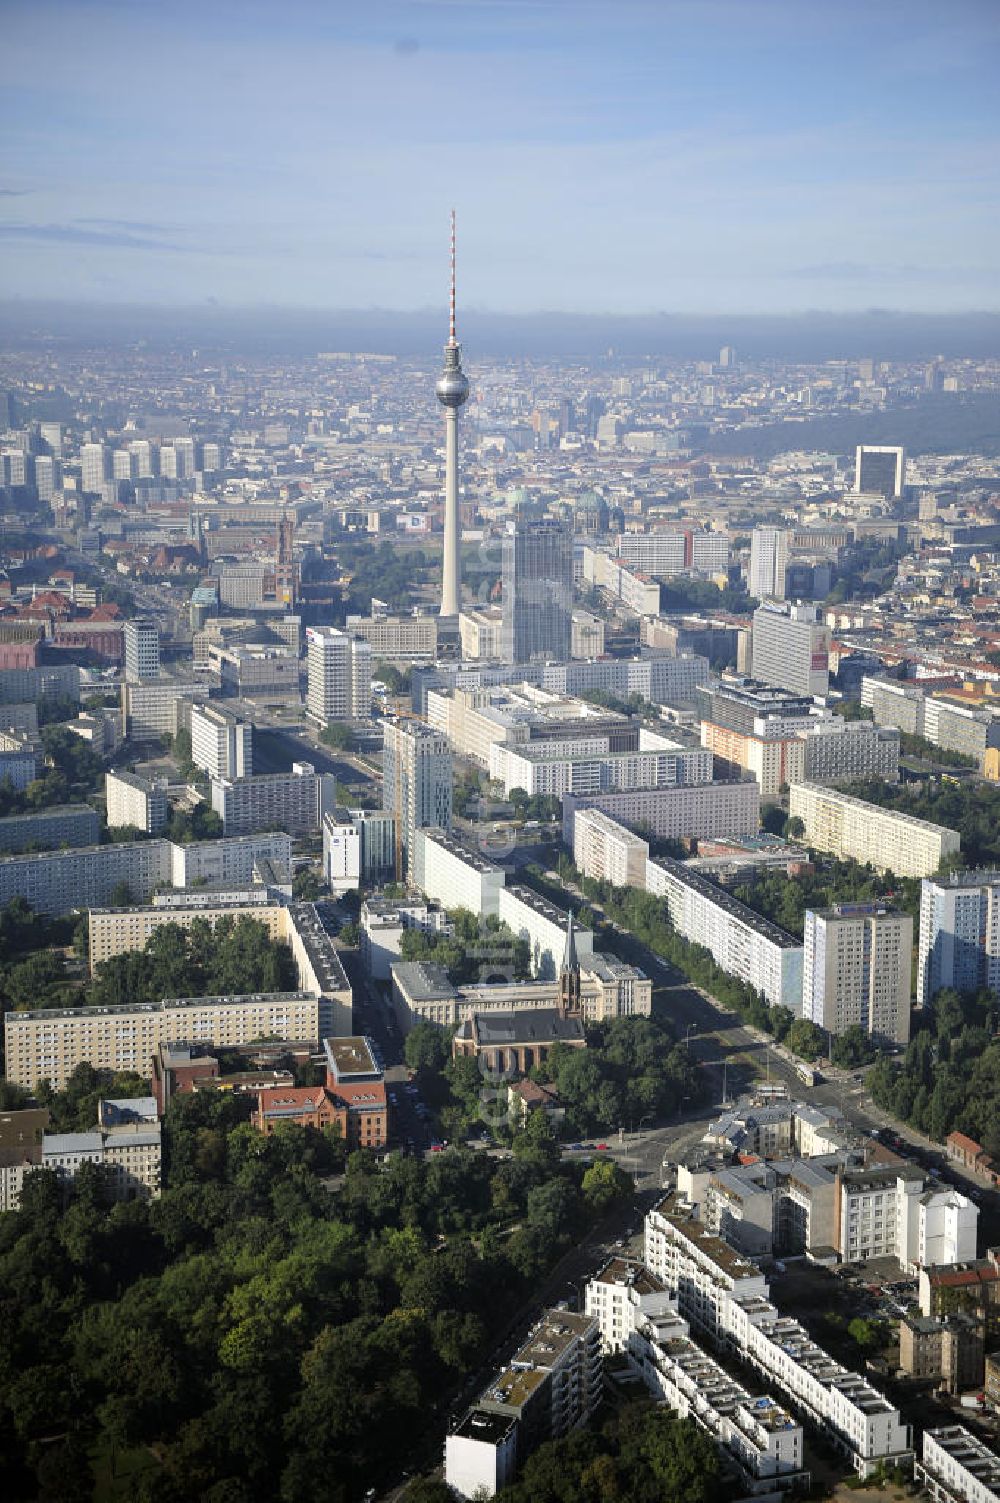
<box><xmin>436</xmin><ymin>209</ymin><xmax>470</xmax><ymax>618</ymax></box>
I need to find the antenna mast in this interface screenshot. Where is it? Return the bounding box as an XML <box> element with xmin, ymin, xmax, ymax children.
<box><xmin>449</xmin><ymin>207</ymin><xmax>457</xmax><ymax>345</ymax></box>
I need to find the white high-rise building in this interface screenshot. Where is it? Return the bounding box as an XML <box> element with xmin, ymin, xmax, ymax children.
<box><xmin>855</xmin><ymin>445</ymin><xmax>905</xmax><ymax>500</ymax></box>
<box><xmin>382</xmin><ymin>719</ymin><xmax>452</xmax><ymax>877</ymax></box>
<box><xmin>190</xmin><ymin>702</ymin><xmax>253</xmax><ymax>780</ymax></box>
<box><xmin>749</xmin><ymin>528</ymin><xmax>790</xmax><ymax>601</ymax></box>
<box><xmin>123</xmin><ymin>618</ymin><xmax>160</xmax><ymax>684</ymax></box>
<box><xmin>80</xmin><ymin>442</ymin><xmax>107</xmax><ymax>494</ymax></box>
<box><xmin>751</xmin><ymin>602</ymin><xmax>830</xmax><ymax>697</ymax></box>
<box><xmin>804</xmin><ymin>903</ymin><xmax>912</xmax><ymax>1045</ymax></box>
<box><xmin>306</xmin><ymin>627</ymin><xmax>371</xmax><ymax>724</ymax></box>
<box><xmin>917</xmin><ymin>870</ymin><xmax>1000</xmax><ymax>1006</ymax></box>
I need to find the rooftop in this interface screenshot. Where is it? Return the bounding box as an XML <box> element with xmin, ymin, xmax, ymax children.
<box><xmin>323</xmin><ymin>1035</ymin><xmax>380</xmax><ymax>1080</ymax></box>
<box><xmin>7</xmin><ymin>990</ymin><xmax>316</xmax><ymax>1023</ymax></box>
<box><xmin>417</xmin><ymin>826</ymin><xmax>504</xmax><ymax>877</ymax></box>
<box><xmin>471</xmin><ymin>1008</ymin><xmax>586</xmax><ymax>1048</ymax></box>
<box><xmin>450</xmin><ymin>1408</ymin><xmax>518</xmax><ymax>1446</ymax></box>
<box><xmin>648</xmin><ymin>857</ymin><xmax>803</xmax><ymax>949</ymax></box>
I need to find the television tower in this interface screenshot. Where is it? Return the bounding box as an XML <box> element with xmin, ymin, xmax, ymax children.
<box><xmin>436</xmin><ymin>209</ymin><xmax>469</xmax><ymax>617</ymax></box>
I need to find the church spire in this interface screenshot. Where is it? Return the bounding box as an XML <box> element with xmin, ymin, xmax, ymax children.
<box><xmin>560</xmin><ymin>908</ymin><xmax>581</xmax><ymax>1014</ymax></box>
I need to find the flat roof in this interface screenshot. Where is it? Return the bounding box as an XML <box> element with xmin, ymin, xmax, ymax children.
<box><xmin>390</xmin><ymin>960</ymin><xmax>457</xmax><ymax>1001</ymax></box>
<box><xmin>323</xmin><ymin>1035</ymin><xmax>379</xmax><ymax>1078</ymax></box>
<box><xmin>649</xmin><ymin>856</ymin><xmax>803</xmax><ymax>949</ymax></box>
<box><xmin>417</xmin><ymin>826</ymin><xmax>504</xmax><ymax>876</ymax></box>
<box><xmin>7</xmin><ymin>990</ymin><xmax>315</xmax><ymax>1023</ymax></box>
<box><xmin>451</xmin><ymin>1408</ymin><xmax>518</xmax><ymax>1446</ymax></box>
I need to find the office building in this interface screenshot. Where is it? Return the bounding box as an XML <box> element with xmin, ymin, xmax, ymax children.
<box><xmin>459</xmin><ymin>607</ymin><xmax>503</xmax><ymax>661</ymax></box>
<box><xmin>306</xmin><ymin>625</ymin><xmax>372</xmax><ymax>723</ymax></box>
<box><xmin>916</xmin><ymin>1427</ymin><xmax>1000</xmax><ymax>1503</ymax></box>
<box><xmin>751</xmin><ymin>603</ymin><xmax>830</xmax><ymax>698</ymax></box>
<box><xmin>210</xmin><ymin>763</ymin><xmax>336</xmax><ymax>836</ymax></box>
<box><xmin>855</xmin><ymin>445</ymin><xmax>905</xmax><ymax>500</ymax></box>
<box><xmin>190</xmin><ymin>702</ymin><xmax>253</xmax><ymax>780</ymax></box>
<box><xmin>5</xmin><ymin>991</ymin><xmax>321</xmax><ymax>1091</ymax></box>
<box><xmin>411</xmin><ymin>826</ymin><xmax>506</xmax><ymax>919</ymax></box>
<box><xmin>501</xmin><ymin>518</ymin><xmax>573</xmax><ymax>664</ymax></box>
<box><xmin>123</xmin><ymin>617</ymin><xmax>160</xmax><ymax>683</ymax></box>
<box><xmin>490</xmin><ymin>736</ymin><xmax>713</xmax><ymax>800</ymax></box>
<box><xmin>0</xmin><ymin>804</ymin><xmax>99</xmax><ymax>854</ymax></box>
<box><xmin>562</xmin><ymin>779</ymin><xmax>760</xmax><ymax>846</ymax></box>
<box><xmin>427</xmin><ymin>680</ymin><xmax>636</xmax><ymax>770</ymax></box>
<box><xmin>615</xmin><ymin>531</ymin><xmax>729</xmax><ymax>578</ymax></box>
<box><xmin>572</xmin><ymin>808</ymin><xmax>648</xmax><ymax>889</ymax></box>
<box><xmin>646</xmin><ymin>856</ymin><xmax>803</xmax><ymax>1011</ymax></box>
<box><xmin>345</xmin><ymin>612</ymin><xmax>438</xmax><ymax>665</ymax></box>
<box><xmin>571</xmin><ymin>609</ymin><xmax>605</xmax><ymax>659</ymax></box>
<box><xmin>322</xmin><ymin>808</ymin><xmax>395</xmax><ymax>894</ymax></box>
<box><xmin>446</xmin><ymin>1310</ymin><xmax>601</xmax><ymax>1501</ymax></box>
<box><xmin>105</xmin><ymin>770</ymin><xmax>169</xmax><ymax>835</ymax></box>
<box><xmin>789</xmin><ymin>782</ymin><xmax>960</xmax><ymax>878</ymax></box>
<box><xmin>644</xmin><ymin>1198</ymin><xmax>912</xmax><ymax>1476</ymax></box>
<box><xmin>803</xmin><ymin>903</ymin><xmax>912</xmax><ymax>1045</ymax></box>
<box><xmin>749</xmin><ymin>528</ymin><xmax>791</xmax><ymax>601</ymax></box>
<box><xmin>80</xmin><ymin>442</ymin><xmax>108</xmax><ymax>494</ymax></box>
<box><xmin>121</xmin><ymin>677</ymin><xmax>199</xmax><ymax>742</ymax></box>
<box><xmin>918</xmin><ymin>870</ymin><xmax>1000</xmax><ymax>1006</ymax></box>
<box><xmin>382</xmin><ymin>719</ymin><xmax>452</xmax><ymax>876</ymax></box>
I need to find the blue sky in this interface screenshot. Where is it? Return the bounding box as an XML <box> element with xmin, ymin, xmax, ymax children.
<box><xmin>1</xmin><ymin>0</ymin><xmax>998</xmax><ymax>313</ymax></box>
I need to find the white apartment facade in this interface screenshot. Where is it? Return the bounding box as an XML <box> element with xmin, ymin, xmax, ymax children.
<box><xmin>789</xmin><ymin>782</ymin><xmax>961</xmax><ymax>878</ymax></box>
<box><xmin>104</xmin><ymin>770</ymin><xmax>169</xmax><ymax>835</ymax></box>
<box><xmin>803</xmin><ymin>904</ymin><xmax>912</xmax><ymax>1045</ymax></box>
<box><xmin>644</xmin><ymin>1200</ymin><xmax>912</xmax><ymax>1476</ymax></box>
<box><xmin>5</xmin><ymin>991</ymin><xmax>321</xmax><ymax>1090</ymax></box>
<box><xmin>646</xmin><ymin>855</ymin><xmax>803</xmax><ymax>1011</ymax></box>
<box><xmin>751</xmin><ymin>603</ymin><xmax>831</xmax><ymax>698</ymax></box>
<box><xmin>305</xmin><ymin>625</ymin><xmax>372</xmax><ymax>724</ymax></box>
<box><xmin>562</xmin><ymin>780</ymin><xmax>760</xmax><ymax>846</ymax></box>
<box><xmin>918</xmin><ymin>870</ymin><xmax>1000</xmax><ymax>1005</ymax></box>
<box><xmin>210</xmin><ymin>764</ymin><xmax>336</xmax><ymax>836</ymax></box>
<box><xmin>410</xmin><ymin>826</ymin><xmax>507</xmax><ymax>919</ymax></box>
<box><xmin>190</xmin><ymin>702</ymin><xmax>253</xmax><ymax>780</ymax></box>
<box><xmin>573</xmin><ymin>807</ymin><xmax>649</xmax><ymax>888</ymax></box>
<box><xmin>916</xmin><ymin>1426</ymin><xmax>1000</xmax><ymax>1503</ymax></box>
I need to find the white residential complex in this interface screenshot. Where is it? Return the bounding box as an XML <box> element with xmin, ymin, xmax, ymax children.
<box><xmin>789</xmin><ymin>782</ymin><xmax>961</xmax><ymax>878</ymax></box>
<box><xmin>586</xmin><ymin>1259</ymin><xmax>809</xmax><ymax>1498</ymax></box>
<box><xmin>916</xmin><ymin>1427</ymin><xmax>1000</xmax><ymax>1503</ymax></box>
<box><xmin>411</xmin><ymin>827</ymin><xmax>507</xmax><ymax>919</ymax></box>
<box><xmin>305</xmin><ymin>625</ymin><xmax>372</xmax><ymax>723</ymax></box>
<box><xmin>572</xmin><ymin>808</ymin><xmax>649</xmax><ymax>889</ymax></box>
<box><xmin>0</xmin><ymin>832</ymin><xmax>292</xmax><ymax>915</ymax></box>
<box><xmin>646</xmin><ymin>855</ymin><xmax>803</xmax><ymax>1011</ymax></box>
<box><xmin>803</xmin><ymin>903</ymin><xmax>912</xmax><ymax>1045</ymax></box>
<box><xmin>918</xmin><ymin>870</ymin><xmax>1000</xmax><ymax>1005</ymax></box>
<box><xmin>123</xmin><ymin>617</ymin><xmax>160</xmax><ymax>683</ymax></box>
<box><xmin>615</xmin><ymin>530</ymin><xmax>730</xmax><ymax>577</ymax></box>
<box><xmin>497</xmin><ymin>884</ymin><xmax>595</xmax><ymax>979</ymax></box>
<box><xmin>643</xmin><ymin>1198</ymin><xmax>912</xmax><ymax>1476</ymax></box>
<box><xmin>490</xmin><ymin>736</ymin><xmax>713</xmax><ymax>799</ymax></box>
<box><xmin>562</xmin><ymin>779</ymin><xmax>760</xmax><ymax>846</ymax></box>
<box><xmin>6</xmin><ymin>991</ymin><xmax>322</xmax><ymax>1090</ymax></box>
<box><xmin>190</xmin><ymin>702</ymin><xmax>253</xmax><ymax>779</ymax></box>
<box><xmin>382</xmin><ymin>719</ymin><xmax>452</xmax><ymax>877</ymax></box>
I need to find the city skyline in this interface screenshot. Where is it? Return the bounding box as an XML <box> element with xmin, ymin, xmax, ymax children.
<box><xmin>1</xmin><ymin>0</ymin><xmax>998</xmax><ymax>314</ymax></box>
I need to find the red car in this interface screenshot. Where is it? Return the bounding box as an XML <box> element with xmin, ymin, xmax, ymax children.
<box><xmin>596</xmin><ymin>1143</ymin><xmax>609</xmax><ymax>1151</ymax></box>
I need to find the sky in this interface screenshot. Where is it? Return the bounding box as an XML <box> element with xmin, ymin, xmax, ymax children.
<box><xmin>1</xmin><ymin>0</ymin><xmax>998</xmax><ymax>315</ymax></box>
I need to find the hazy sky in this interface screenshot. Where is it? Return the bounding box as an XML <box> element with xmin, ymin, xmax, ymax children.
<box><xmin>1</xmin><ymin>0</ymin><xmax>998</xmax><ymax>314</ymax></box>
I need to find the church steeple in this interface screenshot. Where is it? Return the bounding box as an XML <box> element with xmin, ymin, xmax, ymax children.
<box><xmin>560</xmin><ymin>908</ymin><xmax>581</xmax><ymax>1014</ymax></box>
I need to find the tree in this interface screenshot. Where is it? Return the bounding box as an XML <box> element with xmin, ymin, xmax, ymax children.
<box><xmin>404</xmin><ymin>1021</ymin><xmax>451</xmax><ymax>1076</ymax></box>
<box><xmin>320</xmin><ymin>723</ymin><xmax>355</xmax><ymax>753</ymax></box>
<box><xmin>786</xmin><ymin>1018</ymin><xmax>826</xmax><ymax>1061</ymax></box>
<box><xmin>581</xmin><ymin>1156</ymin><xmax>632</xmax><ymax>1213</ymax></box>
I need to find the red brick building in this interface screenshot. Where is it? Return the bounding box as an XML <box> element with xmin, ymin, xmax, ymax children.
<box><xmin>255</xmin><ymin>1080</ymin><xmax>388</xmax><ymax>1149</ymax></box>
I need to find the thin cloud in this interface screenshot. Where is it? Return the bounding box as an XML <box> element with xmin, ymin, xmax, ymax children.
<box><xmin>0</xmin><ymin>222</ymin><xmax>185</xmax><ymax>250</ymax></box>
<box><xmin>0</xmin><ymin>189</ymin><xmax>32</xmax><ymax>198</ymax></box>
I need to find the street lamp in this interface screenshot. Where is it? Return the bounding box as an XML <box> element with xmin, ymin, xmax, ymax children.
<box><xmin>684</xmin><ymin>1023</ymin><xmax>697</xmax><ymax>1051</ymax></box>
